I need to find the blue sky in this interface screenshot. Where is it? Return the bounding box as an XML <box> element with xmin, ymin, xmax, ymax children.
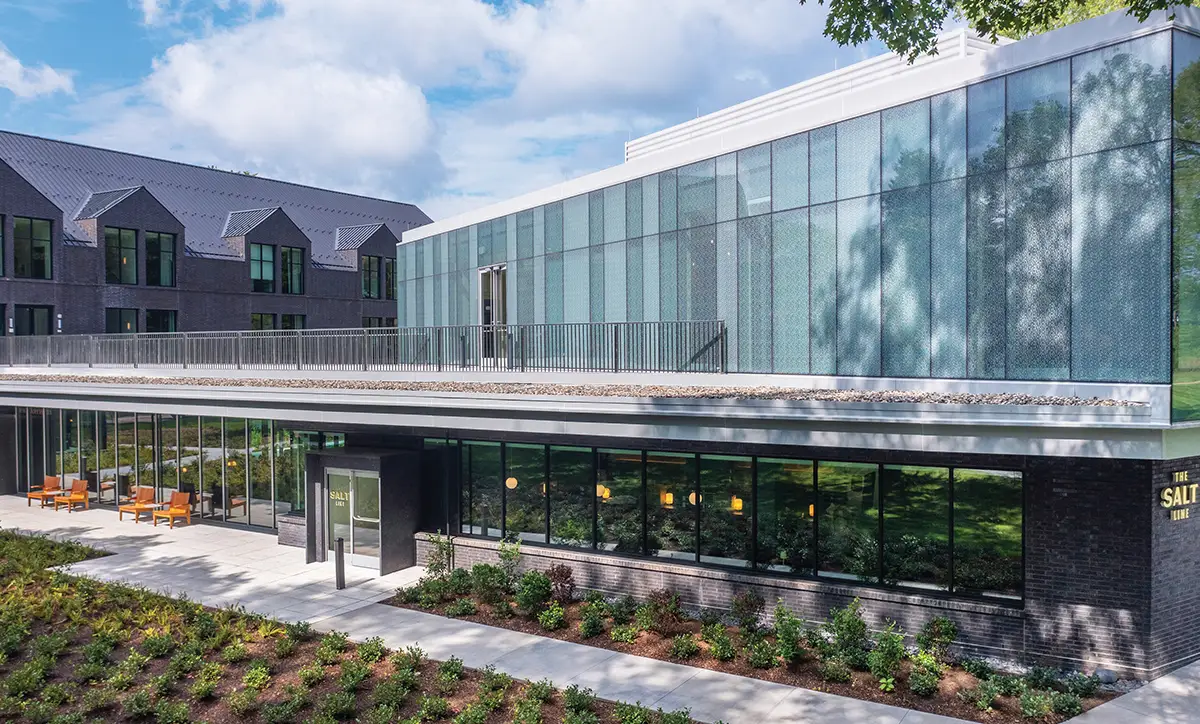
<box><xmin>0</xmin><ymin>0</ymin><xmax>880</xmax><ymax>220</ymax></box>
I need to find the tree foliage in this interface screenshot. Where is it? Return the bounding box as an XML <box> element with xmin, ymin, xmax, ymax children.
<box><xmin>799</xmin><ymin>0</ymin><xmax>1192</xmax><ymax>61</ymax></box>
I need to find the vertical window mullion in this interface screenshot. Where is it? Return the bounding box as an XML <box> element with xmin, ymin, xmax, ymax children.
<box><xmin>948</xmin><ymin>467</ymin><xmax>956</xmax><ymax>593</ymax></box>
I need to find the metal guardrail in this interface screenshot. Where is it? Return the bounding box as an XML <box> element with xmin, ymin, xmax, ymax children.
<box><xmin>4</xmin><ymin>321</ymin><xmax>728</xmax><ymax>374</ymax></box>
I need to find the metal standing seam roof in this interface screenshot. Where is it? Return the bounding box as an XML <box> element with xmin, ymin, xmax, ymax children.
<box><xmin>335</xmin><ymin>223</ymin><xmax>386</xmax><ymax>250</ymax></box>
<box><xmin>221</xmin><ymin>207</ymin><xmax>282</xmax><ymax>238</ymax></box>
<box><xmin>74</xmin><ymin>186</ymin><xmax>142</xmax><ymax>220</ymax></box>
<box><xmin>0</xmin><ymin>130</ymin><xmax>432</xmax><ymax>269</ymax></box>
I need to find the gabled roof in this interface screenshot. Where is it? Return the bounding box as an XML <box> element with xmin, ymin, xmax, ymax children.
<box><xmin>75</xmin><ymin>186</ymin><xmax>140</xmax><ymax>220</ymax></box>
<box><xmin>222</xmin><ymin>207</ymin><xmax>282</xmax><ymax>238</ymax></box>
<box><xmin>0</xmin><ymin>130</ymin><xmax>432</xmax><ymax>262</ymax></box>
<box><xmin>335</xmin><ymin>223</ymin><xmax>385</xmax><ymax>250</ymax></box>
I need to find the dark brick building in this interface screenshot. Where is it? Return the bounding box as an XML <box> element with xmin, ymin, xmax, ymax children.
<box><xmin>0</xmin><ymin>130</ymin><xmax>431</xmax><ymax>335</ymax></box>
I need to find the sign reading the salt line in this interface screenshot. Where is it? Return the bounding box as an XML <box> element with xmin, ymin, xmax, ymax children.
<box><xmin>1161</xmin><ymin>471</ymin><xmax>1198</xmax><ymax>522</ymax></box>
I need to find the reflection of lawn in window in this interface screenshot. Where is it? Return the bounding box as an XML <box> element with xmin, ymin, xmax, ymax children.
<box><xmin>817</xmin><ymin>462</ymin><xmax>879</xmax><ymax>581</ymax></box>
<box><xmin>954</xmin><ymin>468</ymin><xmax>1022</xmax><ymax>596</ymax></box>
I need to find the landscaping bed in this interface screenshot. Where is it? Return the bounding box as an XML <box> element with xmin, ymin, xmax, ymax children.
<box><xmin>0</xmin><ymin>530</ymin><xmax>699</xmax><ymax>724</ymax></box>
<box><xmin>388</xmin><ymin>538</ymin><xmax>1117</xmax><ymax>724</ymax></box>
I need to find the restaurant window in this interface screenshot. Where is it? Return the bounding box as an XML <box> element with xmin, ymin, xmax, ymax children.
<box><xmin>14</xmin><ymin>217</ymin><xmax>52</xmax><ymax>279</ymax></box>
<box><xmin>250</xmin><ymin>243</ymin><xmax>275</xmax><ymax>293</ymax></box>
<box><xmin>105</xmin><ymin>308</ymin><xmax>137</xmax><ymax>334</ymax></box>
<box><xmin>145</xmin><ymin>309</ymin><xmax>177</xmax><ymax>333</ymax></box>
<box><xmin>362</xmin><ymin>255</ymin><xmax>382</xmax><ymax>299</ymax></box>
<box><xmin>105</xmin><ymin>227</ymin><xmax>137</xmax><ymax>284</ymax></box>
<box><xmin>145</xmin><ymin>231</ymin><xmax>176</xmax><ymax>287</ymax></box>
<box><xmin>281</xmin><ymin>246</ymin><xmax>304</xmax><ymax>295</ymax></box>
<box><xmin>250</xmin><ymin>313</ymin><xmax>275</xmax><ymax>330</ymax></box>
<box><xmin>281</xmin><ymin>314</ymin><xmax>306</xmax><ymax>330</ymax></box>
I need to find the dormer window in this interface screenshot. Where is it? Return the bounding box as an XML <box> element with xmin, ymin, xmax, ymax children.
<box><xmin>146</xmin><ymin>231</ymin><xmax>176</xmax><ymax>287</ymax></box>
<box><xmin>250</xmin><ymin>243</ymin><xmax>275</xmax><ymax>293</ymax></box>
<box><xmin>281</xmin><ymin>246</ymin><xmax>304</xmax><ymax>295</ymax></box>
<box><xmin>104</xmin><ymin>227</ymin><xmax>137</xmax><ymax>284</ymax></box>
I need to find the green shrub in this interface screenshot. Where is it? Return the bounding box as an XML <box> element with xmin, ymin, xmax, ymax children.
<box><xmin>584</xmin><ymin>590</ymin><xmax>607</xmax><ymax>606</ymax></box>
<box><xmin>480</xmin><ymin>665</ymin><xmax>513</xmax><ymax>693</ymax></box>
<box><xmin>746</xmin><ymin>637</ymin><xmax>778</xmax><ymax>669</ymax></box>
<box><xmin>1051</xmin><ymin>691</ymin><xmax>1084</xmax><ymax>717</ymax></box>
<box><xmin>82</xmin><ymin>636</ymin><xmax>117</xmax><ymax>666</ymax></box>
<box><xmin>441</xmin><ymin>597</ymin><xmax>474</xmax><ymax>618</ymax></box>
<box><xmin>823</xmin><ymin>598</ymin><xmax>869</xmax><ymax>670</ymax></box>
<box><xmin>274</xmin><ymin>636</ymin><xmax>296</xmax><ymax>659</ymax></box>
<box><xmin>669</xmin><ymin>634</ymin><xmax>700</xmax><ymax>660</ymax></box>
<box><xmin>731</xmin><ymin>590</ymin><xmax>766</xmax><ymax>632</ymax></box>
<box><xmin>633</xmin><ymin>604</ymin><xmax>654</xmax><ymax>631</ymax></box>
<box><xmin>149</xmin><ymin>672</ymin><xmax>174</xmax><ymax>697</ymax></box>
<box><xmin>299</xmin><ymin>663</ymin><xmax>327</xmax><ymax>688</ymax></box>
<box><xmin>447</xmin><ymin>567</ymin><xmax>473</xmax><ymax>596</ymax></box>
<box><xmin>391</xmin><ymin>645</ymin><xmax>426</xmax><ymax>672</ymax></box>
<box><xmin>153</xmin><ymin>700</ymin><xmax>191</xmax><ymax>724</ymax></box>
<box><xmin>373</xmin><ymin>673</ymin><xmax>415</xmax><ymax>708</ymax></box>
<box><xmin>23</xmin><ymin>698</ymin><xmax>56</xmax><ymax>724</ymax></box>
<box><xmin>142</xmin><ymin>633</ymin><xmax>175</xmax><ymax>658</ymax></box>
<box><xmin>339</xmin><ymin>658</ymin><xmax>372</xmax><ymax>692</ymax></box>
<box><xmin>1025</xmin><ymin>666</ymin><xmax>1060</xmax><ymax>691</ymax></box>
<box><xmin>879</xmin><ymin>676</ymin><xmax>896</xmax><ymax>692</ymax></box>
<box><xmin>707</xmin><ymin>627</ymin><xmax>736</xmax><ymax>661</ymax></box>
<box><xmin>646</xmin><ymin>589</ymin><xmax>684</xmax><ymax>635</ymax></box>
<box><xmin>31</xmin><ymin>631</ymin><xmax>72</xmax><ymax>660</ymax></box>
<box><xmin>526</xmin><ymin>678</ymin><xmax>554</xmax><ymax>702</ymax></box>
<box><xmin>960</xmin><ymin>657</ymin><xmax>994</xmax><ymax>679</ymax></box>
<box><xmin>613</xmin><ymin>701</ymin><xmax>653</xmax><ymax>724</ymax></box>
<box><xmin>492</xmin><ymin>600</ymin><xmax>516</xmax><ymax>619</ymax></box>
<box><xmin>1020</xmin><ymin>690</ymin><xmax>1053</xmax><ymax>719</ymax></box>
<box><xmin>609</xmin><ymin>595</ymin><xmax>637</xmax><ymax>625</ymax></box>
<box><xmin>515</xmin><ymin>570</ymin><xmax>554</xmax><ymax>615</ymax></box>
<box><xmin>818</xmin><ymin>657</ymin><xmax>853</xmax><ymax>683</ymax></box>
<box><xmin>563</xmin><ymin>684</ymin><xmax>595</xmax><ymax>713</ymax></box>
<box><xmin>563</xmin><ymin>710</ymin><xmax>601</xmax><ymax>724</ymax></box>
<box><xmin>221</xmin><ymin>641</ymin><xmax>248</xmax><ymax>664</ymax></box>
<box><xmin>915</xmin><ymin>616</ymin><xmax>958</xmax><ymax>661</ymax></box>
<box><xmin>122</xmin><ymin>688</ymin><xmax>154</xmax><ymax>719</ymax></box>
<box><xmin>6</xmin><ymin>658</ymin><xmax>50</xmax><ymax>697</ymax></box>
<box><xmin>1063</xmin><ymin>672</ymin><xmax>1101</xmax><ymax>697</ymax></box>
<box><xmin>242</xmin><ymin>660</ymin><xmax>272</xmax><ymax>690</ymax></box>
<box><xmin>73</xmin><ymin>661</ymin><xmax>109</xmax><ymax>684</ymax></box>
<box><xmin>80</xmin><ymin>687</ymin><xmax>116</xmax><ymax>714</ymax></box>
<box><xmin>995</xmin><ymin>675</ymin><xmax>1028</xmax><ymax>697</ymax></box>
<box><xmin>261</xmin><ymin>689</ymin><xmax>309</xmax><ymax>724</ymax></box>
<box><xmin>579</xmin><ymin>604</ymin><xmax>605</xmax><ymax>638</ymax></box>
<box><xmin>227</xmin><ymin>687</ymin><xmax>261</xmax><ymax>717</ymax></box>
<box><xmin>470</xmin><ymin>564</ymin><xmax>509</xmax><ymax>603</ymax></box>
<box><xmin>658</xmin><ymin>708</ymin><xmax>691</xmax><ymax>724</ymax></box>
<box><xmin>538</xmin><ymin>601</ymin><xmax>567</xmax><ymax>631</ymax></box>
<box><xmin>451</xmin><ymin>703</ymin><xmax>487</xmax><ymax>724</ymax></box>
<box><xmin>166</xmin><ymin>651</ymin><xmax>201</xmax><ymax>679</ymax></box>
<box><xmin>959</xmin><ymin>680</ymin><xmax>1002</xmax><ymax>712</ymax></box>
<box><xmin>189</xmin><ymin>662</ymin><xmax>223</xmax><ymax>700</ymax></box>
<box><xmin>773</xmin><ymin>600</ymin><xmax>806</xmax><ymax>664</ymax></box>
<box><xmin>417</xmin><ymin>695</ymin><xmax>451</xmax><ymax>721</ymax></box>
<box><xmin>610</xmin><ymin>624</ymin><xmax>639</xmax><ymax>644</ymax></box>
<box><xmin>867</xmin><ymin>621</ymin><xmax>906</xmax><ymax>681</ymax></box>
<box><xmin>285</xmin><ymin>620</ymin><xmax>315</xmax><ymax>642</ymax></box>
<box><xmin>547</xmin><ymin>563</ymin><xmax>577</xmax><ymax>602</ymax></box>
<box><xmin>909</xmin><ymin>667</ymin><xmax>941</xmax><ymax>697</ymax></box>
<box><xmin>107</xmin><ymin>670</ymin><xmax>135</xmax><ymax>691</ymax></box>
<box><xmin>40</xmin><ymin>683</ymin><xmax>74</xmax><ymax>707</ymax></box>
<box><xmin>319</xmin><ymin>690</ymin><xmax>358</xmax><ymax>720</ymax></box>
<box><xmin>512</xmin><ymin>696</ymin><xmax>543</xmax><ymax>724</ymax></box>
<box><xmin>356</xmin><ymin>636</ymin><xmax>388</xmax><ymax>663</ymax></box>
<box><xmin>438</xmin><ymin>655</ymin><xmax>465</xmax><ymax>680</ymax></box>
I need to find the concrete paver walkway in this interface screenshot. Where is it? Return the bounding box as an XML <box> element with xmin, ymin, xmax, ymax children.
<box><xmin>1067</xmin><ymin>661</ymin><xmax>1200</xmax><ymax>724</ymax></box>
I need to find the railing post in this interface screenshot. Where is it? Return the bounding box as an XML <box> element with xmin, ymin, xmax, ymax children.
<box><xmin>362</xmin><ymin>328</ymin><xmax>369</xmax><ymax>372</ymax></box>
<box><xmin>47</xmin><ymin>336</ymin><xmax>52</xmax><ymax>367</ymax></box>
<box><xmin>236</xmin><ymin>331</ymin><xmax>243</xmax><ymax>370</ymax></box>
<box><xmin>436</xmin><ymin>332</ymin><xmax>443</xmax><ymax>372</ymax></box>
<box><xmin>460</xmin><ymin>333</ymin><xmax>467</xmax><ymax>369</ymax></box>
<box><xmin>182</xmin><ymin>333</ymin><xmax>188</xmax><ymax>369</ymax></box>
<box><xmin>520</xmin><ymin>328</ymin><xmax>526</xmax><ymax>372</ymax></box>
<box><xmin>88</xmin><ymin>335</ymin><xmax>94</xmax><ymax>368</ymax></box>
<box><xmin>297</xmin><ymin>332</ymin><xmax>303</xmax><ymax>370</ymax></box>
<box><xmin>133</xmin><ymin>333</ymin><xmax>139</xmax><ymax>369</ymax></box>
<box><xmin>720</xmin><ymin>324</ymin><xmax>728</xmax><ymax>374</ymax></box>
<box><xmin>612</xmin><ymin>325</ymin><xmax>619</xmax><ymax>373</ymax></box>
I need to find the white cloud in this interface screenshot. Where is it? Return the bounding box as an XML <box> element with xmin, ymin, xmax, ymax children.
<box><xmin>74</xmin><ymin>0</ymin><xmax>862</xmax><ymax>220</ymax></box>
<box><xmin>0</xmin><ymin>43</ymin><xmax>73</xmax><ymax>99</ymax></box>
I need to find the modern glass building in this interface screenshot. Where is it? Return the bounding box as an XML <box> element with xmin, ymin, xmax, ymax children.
<box><xmin>4</xmin><ymin>10</ymin><xmax>1200</xmax><ymax>682</ymax></box>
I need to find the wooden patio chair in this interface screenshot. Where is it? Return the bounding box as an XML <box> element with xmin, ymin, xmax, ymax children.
<box><xmin>152</xmin><ymin>491</ymin><xmax>192</xmax><ymax>528</ymax></box>
<box><xmin>53</xmin><ymin>478</ymin><xmax>90</xmax><ymax>512</ymax></box>
<box><xmin>118</xmin><ymin>486</ymin><xmax>159</xmax><ymax>523</ymax></box>
<box><xmin>26</xmin><ymin>476</ymin><xmax>62</xmax><ymax>507</ymax></box>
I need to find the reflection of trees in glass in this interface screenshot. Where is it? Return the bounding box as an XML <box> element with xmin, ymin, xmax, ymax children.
<box><xmin>881</xmin><ymin>466</ymin><xmax>950</xmax><ymax>588</ymax></box>
<box><xmin>756</xmin><ymin>459</ymin><xmax>814</xmax><ymax>573</ymax></box>
<box><xmin>549</xmin><ymin>447</ymin><xmax>592</xmax><ymax>548</ymax></box>
<box><xmin>954</xmin><ymin>469</ymin><xmax>1023</xmax><ymax>596</ymax></box>
<box><xmin>464</xmin><ymin>443</ymin><xmax>501</xmax><ymax>537</ymax></box>
<box><xmin>1175</xmin><ymin>33</ymin><xmax>1200</xmax><ymax>419</ymax></box>
<box><xmin>699</xmin><ymin>456</ymin><xmax>752</xmax><ymax>567</ymax></box>
<box><xmin>647</xmin><ymin>453</ymin><xmax>695</xmax><ymax>559</ymax></box>
<box><xmin>505</xmin><ymin>444</ymin><xmax>547</xmax><ymax>543</ymax></box>
<box><xmin>598</xmin><ymin>450</ymin><xmax>642</xmax><ymax>554</ymax></box>
<box><xmin>818</xmin><ymin>462</ymin><xmax>879</xmax><ymax>581</ymax></box>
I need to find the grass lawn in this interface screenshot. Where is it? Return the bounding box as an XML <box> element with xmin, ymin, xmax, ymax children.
<box><xmin>0</xmin><ymin>530</ymin><xmax>696</xmax><ymax>724</ymax></box>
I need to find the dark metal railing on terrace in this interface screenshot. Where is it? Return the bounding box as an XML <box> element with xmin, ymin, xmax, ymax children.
<box><xmin>4</xmin><ymin>321</ymin><xmax>728</xmax><ymax>374</ymax></box>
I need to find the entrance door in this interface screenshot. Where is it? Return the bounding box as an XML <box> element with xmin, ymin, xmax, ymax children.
<box><xmin>326</xmin><ymin>469</ymin><xmax>381</xmax><ymax>569</ymax></box>
<box><xmin>479</xmin><ymin>266</ymin><xmax>507</xmax><ymax>361</ymax></box>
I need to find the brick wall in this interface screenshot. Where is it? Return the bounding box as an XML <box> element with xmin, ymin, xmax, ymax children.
<box><xmin>1150</xmin><ymin>458</ymin><xmax>1200</xmax><ymax>678</ymax></box>
<box><xmin>277</xmin><ymin>513</ymin><xmax>305</xmax><ymax>548</ymax></box>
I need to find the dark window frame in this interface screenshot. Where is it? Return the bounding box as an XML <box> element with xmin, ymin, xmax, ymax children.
<box><xmin>281</xmin><ymin>246</ymin><xmax>305</xmax><ymax>295</ymax></box>
<box><xmin>385</xmin><ymin>257</ymin><xmax>396</xmax><ymax>300</ymax></box>
<box><xmin>250</xmin><ymin>243</ymin><xmax>276</xmax><ymax>294</ymax></box>
<box><xmin>145</xmin><ymin>309</ymin><xmax>177</xmax><ymax>333</ymax></box>
<box><xmin>104</xmin><ymin>226</ymin><xmax>138</xmax><ymax>285</ymax></box>
<box><xmin>362</xmin><ymin>255</ymin><xmax>382</xmax><ymax>299</ymax></box>
<box><xmin>281</xmin><ymin>314</ymin><xmax>306</xmax><ymax>330</ymax></box>
<box><xmin>105</xmin><ymin>307</ymin><xmax>138</xmax><ymax>334</ymax></box>
<box><xmin>145</xmin><ymin>231</ymin><xmax>176</xmax><ymax>288</ymax></box>
<box><xmin>14</xmin><ymin>216</ymin><xmax>53</xmax><ymax>280</ymax></box>
<box><xmin>250</xmin><ymin>312</ymin><xmax>276</xmax><ymax>330</ymax></box>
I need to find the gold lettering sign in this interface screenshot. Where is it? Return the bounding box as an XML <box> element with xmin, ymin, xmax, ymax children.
<box><xmin>329</xmin><ymin>490</ymin><xmax>349</xmax><ymax>508</ymax></box>
<box><xmin>1160</xmin><ymin>471</ymin><xmax>1197</xmax><ymax>522</ymax></box>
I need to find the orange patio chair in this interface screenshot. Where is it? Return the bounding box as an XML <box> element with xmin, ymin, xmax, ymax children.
<box><xmin>53</xmin><ymin>478</ymin><xmax>90</xmax><ymax>512</ymax></box>
<box><xmin>152</xmin><ymin>491</ymin><xmax>192</xmax><ymax>528</ymax></box>
<box><xmin>118</xmin><ymin>486</ymin><xmax>159</xmax><ymax>523</ymax></box>
<box><xmin>27</xmin><ymin>475</ymin><xmax>62</xmax><ymax>507</ymax></box>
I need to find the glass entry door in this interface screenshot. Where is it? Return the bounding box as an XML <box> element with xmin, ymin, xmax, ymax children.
<box><xmin>326</xmin><ymin>469</ymin><xmax>381</xmax><ymax>569</ymax></box>
<box><xmin>479</xmin><ymin>265</ymin><xmax>507</xmax><ymax>360</ymax></box>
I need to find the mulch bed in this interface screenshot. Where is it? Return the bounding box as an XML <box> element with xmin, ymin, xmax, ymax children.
<box><xmin>388</xmin><ymin>596</ymin><xmax>1115</xmax><ymax>724</ymax></box>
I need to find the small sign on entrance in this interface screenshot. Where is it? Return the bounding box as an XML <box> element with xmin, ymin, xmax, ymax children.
<box><xmin>1161</xmin><ymin>471</ymin><xmax>1198</xmax><ymax>522</ymax></box>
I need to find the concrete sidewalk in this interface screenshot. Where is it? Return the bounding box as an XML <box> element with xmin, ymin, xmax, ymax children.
<box><xmin>1066</xmin><ymin>661</ymin><xmax>1200</xmax><ymax>724</ymax></box>
<box><xmin>317</xmin><ymin>603</ymin><xmax>967</xmax><ymax>724</ymax></box>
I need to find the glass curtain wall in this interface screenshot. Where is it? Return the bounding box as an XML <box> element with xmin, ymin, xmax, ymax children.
<box><xmin>448</xmin><ymin>437</ymin><xmax>1023</xmax><ymax>600</ymax></box>
<box><xmin>402</xmin><ymin>33</ymin><xmax>1172</xmax><ymax>390</ymax></box>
